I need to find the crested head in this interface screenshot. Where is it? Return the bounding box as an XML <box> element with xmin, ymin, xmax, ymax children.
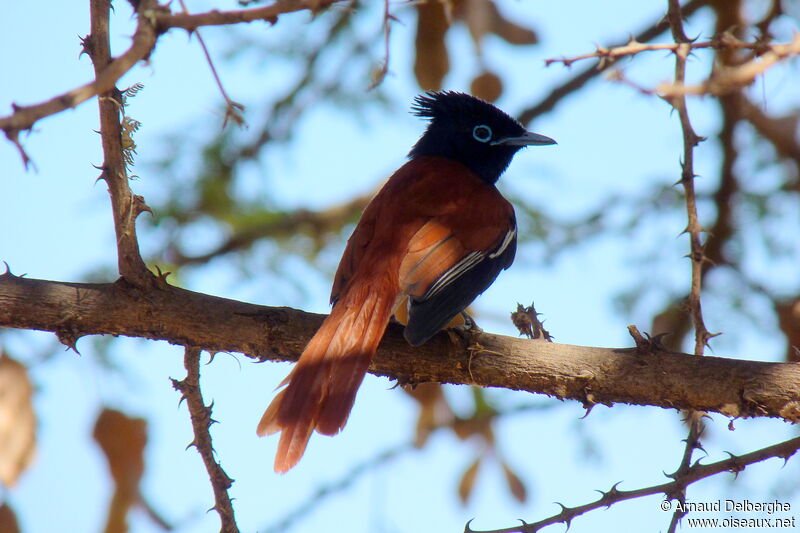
<box><xmin>408</xmin><ymin>91</ymin><xmax>555</xmax><ymax>184</ymax></box>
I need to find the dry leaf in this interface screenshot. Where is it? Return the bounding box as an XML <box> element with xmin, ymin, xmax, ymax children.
<box><xmin>404</xmin><ymin>383</ymin><xmax>454</xmax><ymax>448</ymax></box>
<box><xmin>93</xmin><ymin>408</ymin><xmax>148</xmax><ymax>533</ymax></box>
<box><xmin>471</xmin><ymin>71</ymin><xmax>503</xmax><ymax>102</ymax></box>
<box><xmin>456</xmin><ymin>0</ymin><xmax>538</xmax><ymax>48</ymax></box>
<box><xmin>457</xmin><ymin>456</ymin><xmax>482</xmax><ymax>504</ymax></box>
<box><xmin>651</xmin><ymin>304</ymin><xmax>691</xmax><ymax>352</ymax></box>
<box><xmin>484</xmin><ymin>1</ymin><xmax>538</xmax><ymax>45</ymax></box>
<box><xmin>0</xmin><ymin>503</ymin><xmax>20</xmax><ymax>533</ymax></box>
<box><xmin>0</xmin><ymin>353</ymin><xmax>36</xmax><ymax>487</ymax></box>
<box><xmin>776</xmin><ymin>298</ymin><xmax>800</xmax><ymax>362</ymax></box>
<box><xmin>414</xmin><ymin>0</ymin><xmax>451</xmax><ymax>90</ymax></box>
<box><xmin>500</xmin><ymin>460</ymin><xmax>527</xmax><ymax>503</ymax></box>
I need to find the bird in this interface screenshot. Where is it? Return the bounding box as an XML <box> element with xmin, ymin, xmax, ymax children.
<box><xmin>257</xmin><ymin>91</ymin><xmax>556</xmax><ymax>473</ymax></box>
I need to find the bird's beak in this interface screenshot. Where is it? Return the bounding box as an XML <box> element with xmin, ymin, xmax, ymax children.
<box><xmin>492</xmin><ymin>131</ymin><xmax>557</xmax><ymax>147</ymax></box>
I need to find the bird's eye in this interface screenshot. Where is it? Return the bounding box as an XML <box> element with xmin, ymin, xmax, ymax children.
<box><xmin>472</xmin><ymin>125</ymin><xmax>493</xmax><ymax>143</ymax></box>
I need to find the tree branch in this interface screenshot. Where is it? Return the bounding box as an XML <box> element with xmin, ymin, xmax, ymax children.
<box><xmin>87</xmin><ymin>0</ymin><xmax>155</xmax><ymax>288</ymax></box>
<box><xmin>0</xmin><ymin>0</ymin><xmax>160</xmax><ymax>143</ymax></box>
<box><xmin>168</xmin><ymin>192</ymin><xmax>372</xmax><ymax>267</ymax></box>
<box><xmin>663</xmin><ymin>3</ymin><xmax>712</xmax><ymax>529</ymax></box>
<box><xmin>152</xmin><ymin>0</ymin><xmax>342</xmax><ymax>31</ymax></box>
<box><xmin>544</xmin><ymin>33</ymin><xmax>775</xmax><ymax>68</ymax></box>
<box><xmin>656</xmin><ymin>33</ymin><xmax>800</xmax><ymax>97</ymax></box>
<box><xmin>517</xmin><ymin>0</ymin><xmax>709</xmax><ymax>125</ymax></box>
<box><xmin>0</xmin><ymin>0</ymin><xmax>345</xmax><ymax>156</ymax></box>
<box><xmin>3</xmin><ymin>271</ymin><xmax>800</xmax><ymax>422</ymax></box>
<box><xmin>467</xmin><ymin>434</ymin><xmax>800</xmax><ymax>533</ymax></box>
<box><xmin>172</xmin><ymin>347</ymin><xmax>238</xmax><ymax>533</ymax></box>
<box><xmin>667</xmin><ymin>0</ymin><xmax>710</xmax><ymax>356</ymax></box>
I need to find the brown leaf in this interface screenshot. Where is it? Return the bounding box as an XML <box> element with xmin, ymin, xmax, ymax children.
<box><xmin>456</xmin><ymin>0</ymin><xmax>538</xmax><ymax>48</ymax></box>
<box><xmin>404</xmin><ymin>383</ymin><xmax>454</xmax><ymax>448</ymax></box>
<box><xmin>500</xmin><ymin>460</ymin><xmax>528</xmax><ymax>503</ymax></box>
<box><xmin>470</xmin><ymin>71</ymin><xmax>503</xmax><ymax>102</ymax></box>
<box><xmin>651</xmin><ymin>303</ymin><xmax>691</xmax><ymax>352</ymax></box>
<box><xmin>776</xmin><ymin>298</ymin><xmax>800</xmax><ymax>362</ymax></box>
<box><xmin>457</xmin><ymin>456</ymin><xmax>482</xmax><ymax>504</ymax></box>
<box><xmin>0</xmin><ymin>503</ymin><xmax>20</xmax><ymax>533</ymax></box>
<box><xmin>485</xmin><ymin>1</ymin><xmax>538</xmax><ymax>45</ymax></box>
<box><xmin>0</xmin><ymin>353</ymin><xmax>36</xmax><ymax>487</ymax></box>
<box><xmin>414</xmin><ymin>0</ymin><xmax>451</xmax><ymax>90</ymax></box>
<box><xmin>93</xmin><ymin>408</ymin><xmax>148</xmax><ymax>533</ymax></box>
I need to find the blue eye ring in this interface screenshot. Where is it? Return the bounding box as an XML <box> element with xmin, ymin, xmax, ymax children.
<box><xmin>472</xmin><ymin>125</ymin><xmax>492</xmax><ymax>143</ymax></box>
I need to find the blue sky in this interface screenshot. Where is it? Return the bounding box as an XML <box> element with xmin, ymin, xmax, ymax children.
<box><xmin>2</xmin><ymin>1</ymin><xmax>799</xmax><ymax>532</ymax></box>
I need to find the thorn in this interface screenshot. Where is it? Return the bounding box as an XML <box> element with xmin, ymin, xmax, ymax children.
<box><xmin>153</xmin><ymin>265</ymin><xmax>172</xmax><ymax>288</ymax></box>
<box><xmin>781</xmin><ymin>452</ymin><xmax>796</xmax><ymax>468</ymax></box>
<box><xmin>463</xmin><ymin>518</ymin><xmax>476</xmax><ymax>533</ymax></box>
<box><xmin>596</xmin><ymin>481</ymin><xmax>623</xmax><ymax>506</ymax></box>
<box><xmin>56</xmin><ymin>328</ymin><xmax>83</xmax><ymax>354</ymax></box>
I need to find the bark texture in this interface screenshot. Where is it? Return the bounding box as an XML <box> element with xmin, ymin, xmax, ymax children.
<box><xmin>2</xmin><ymin>271</ymin><xmax>799</xmax><ymax>422</ymax></box>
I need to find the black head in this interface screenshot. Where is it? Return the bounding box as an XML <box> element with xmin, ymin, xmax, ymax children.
<box><xmin>408</xmin><ymin>91</ymin><xmax>555</xmax><ymax>184</ymax></box>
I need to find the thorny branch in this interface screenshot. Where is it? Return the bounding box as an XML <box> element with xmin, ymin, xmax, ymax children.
<box><xmin>465</xmin><ymin>435</ymin><xmax>800</xmax><ymax>533</ymax></box>
<box><xmin>176</xmin><ymin>0</ymin><xmax>245</xmax><ymax>127</ymax></box>
<box><xmin>657</xmin><ymin>33</ymin><xmax>800</xmax><ymax>97</ymax></box>
<box><xmin>517</xmin><ymin>0</ymin><xmax>709</xmax><ymax>125</ymax></box>
<box><xmin>87</xmin><ymin>0</ymin><xmax>155</xmax><ymax>288</ymax></box>
<box><xmin>544</xmin><ymin>33</ymin><xmax>786</xmax><ymax>68</ymax></box>
<box><xmin>666</xmin><ymin>411</ymin><xmax>705</xmax><ymax>532</ymax></box>
<box><xmin>172</xmin><ymin>347</ymin><xmax>239</xmax><ymax>533</ymax></box>
<box><xmin>153</xmin><ymin>0</ymin><xmax>341</xmax><ymax>31</ymax></box>
<box><xmin>663</xmin><ymin>2</ymin><xmax>711</xmax><ymax>530</ymax></box>
<box><xmin>667</xmin><ymin>0</ymin><xmax>711</xmax><ymax>357</ymax></box>
<box><xmin>0</xmin><ymin>0</ymin><xmax>345</xmax><ymax>163</ymax></box>
<box><xmin>367</xmin><ymin>0</ymin><xmax>394</xmax><ymax>90</ymax></box>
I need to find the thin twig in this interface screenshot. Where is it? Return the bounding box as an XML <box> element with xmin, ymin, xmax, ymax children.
<box><xmin>517</xmin><ymin>0</ymin><xmax>709</xmax><ymax>125</ymax></box>
<box><xmin>665</xmin><ymin>412</ymin><xmax>705</xmax><ymax>532</ymax></box>
<box><xmin>153</xmin><ymin>0</ymin><xmax>342</xmax><ymax>31</ymax></box>
<box><xmin>176</xmin><ymin>0</ymin><xmax>245</xmax><ymax>127</ymax></box>
<box><xmin>0</xmin><ymin>0</ymin><xmax>345</xmax><ymax>163</ymax></box>
<box><xmin>465</xmin><ymin>434</ymin><xmax>800</xmax><ymax>533</ymax></box>
<box><xmin>367</xmin><ymin>0</ymin><xmax>393</xmax><ymax>90</ymax></box>
<box><xmin>663</xmin><ymin>2</ymin><xmax>711</xmax><ymax>530</ymax></box>
<box><xmin>0</xmin><ymin>0</ymin><xmax>159</xmax><ymax>166</ymax></box>
<box><xmin>172</xmin><ymin>347</ymin><xmax>239</xmax><ymax>533</ymax></box>
<box><xmin>168</xmin><ymin>191</ymin><xmax>372</xmax><ymax>266</ymax></box>
<box><xmin>544</xmin><ymin>33</ymin><xmax>774</xmax><ymax>68</ymax></box>
<box><xmin>656</xmin><ymin>34</ymin><xmax>800</xmax><ymax>97</ymax></box>
<box><xmin>666</xmin><ymin>0</ymin><xmax>710</xmax><ymax>356</ymax></box>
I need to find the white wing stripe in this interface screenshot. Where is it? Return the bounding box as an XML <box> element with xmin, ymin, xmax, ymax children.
<box><xmin>489</xmin><ymin>227</ymin><xmax>516</xmax><ymax>259</ymax></box>
<box><xmin>424</xmin><ymin>251</ymin><xmax>484</xmax><ymax>299</ymax></box>
<box><xmin>421</xmin><ymin>225</ymin><xmax>515</xmax><ymax>300</ymax></box>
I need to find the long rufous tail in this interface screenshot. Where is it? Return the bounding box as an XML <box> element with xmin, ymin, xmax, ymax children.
<box><xmin>257</xmin><ymin>283</ymin><xmax>396</xmax><ymax>473</ymax></box>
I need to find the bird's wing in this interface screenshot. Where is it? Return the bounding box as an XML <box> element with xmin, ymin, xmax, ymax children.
<box><xmin>398</xmin><ymin>214</ymin><xmax>516</xmax><ymax>346</ymax></box>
